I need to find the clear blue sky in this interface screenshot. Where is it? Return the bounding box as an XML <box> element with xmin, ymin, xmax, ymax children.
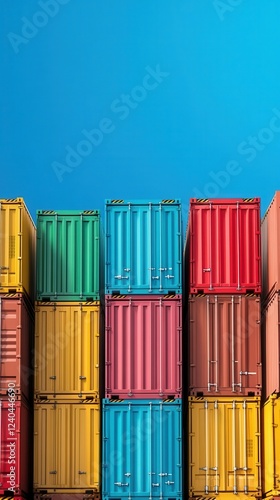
<box><xmin>1</xmin><ymin>0</ymin><xmax>280</xmax><ymax>228</ymax></box>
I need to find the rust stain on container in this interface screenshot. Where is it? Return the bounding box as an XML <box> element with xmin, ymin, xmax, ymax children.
<box><xmin>189</xmin><ymin>295</ymin><xmax>262</xmax><ymax>396</ymax></box>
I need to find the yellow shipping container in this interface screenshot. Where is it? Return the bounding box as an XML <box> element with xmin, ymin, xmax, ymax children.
<box><xmin>0</xmin><ymin>197</ymin><xmax>36</xmax><ymax>300</ymax></box>
<box><xmin>188</xmin><ymin>396</ymin><xmax>261</xmax><ymax>500</ymax></box>
<box><xmin>35</xmin><ymin>302</ymin><xmax>103</xmax><ymax>399</ymax></box>
<box><xmin>262</xmin><ymin>394</ymin><xmax>280</xmax><ymax>497</ymax></box>
<box><xmin>34</xmin><ymin>400</ymin><xmax>100</xmax><ymax>492</ymax></box>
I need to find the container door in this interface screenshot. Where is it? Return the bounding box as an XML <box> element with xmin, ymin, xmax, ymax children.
<box><xmin>156</xmin><ymin>203</ymin><xmax>181</xmax><ymax>293</ymax></box>
<box><xmin>0</xmin><ymin>203</ymin><xmax>20</xmax><ymax>290</ymax></box>
<box><xmin>71</xmin><ymin>405</ymin><xmax>100</xmax><ymax>489</ymax></box>
<box><xmin>153</xmin><ymin>402</ymin><xmax>182</xmax><ymax>498</ymax></box>
<box><xmin>106</xmin><ymin>206</ymin><xmax>132</xmax><ymax>293</ymax></box>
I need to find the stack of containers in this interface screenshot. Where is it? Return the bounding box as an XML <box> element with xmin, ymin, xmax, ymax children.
<box><xmin>103</xmin><ymin>199</ymin><xmax>183</xmax><ymax>500</ymax></box>
<box><xmin>261</xmin><ymin>191</ymin><xmax>280</xmax><ymax>500</ymax></box>
<box><xmin>34</xmin><ymin>210</ymin><xmax>103</xmax><ymax>500</ymax></box>
<box><xmin>0</xmin><ymin>198</ymin><xmax>36</xmax><ymax>499</ymax></box>
<box><xmin>185</xmin><ymin>198</ymin><xmax>262</xmax><ymax>500</ymax></box>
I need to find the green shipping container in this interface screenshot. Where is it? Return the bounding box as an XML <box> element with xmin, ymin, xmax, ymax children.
<box><xmin>36</xmin><ymin>210</ymin><xmax>103</xmax><ymax>301</ymax></box>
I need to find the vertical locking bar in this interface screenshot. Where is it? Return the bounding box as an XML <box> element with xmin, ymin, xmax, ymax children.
<box><xmin>232</xmin><ymin>296</ymin><xmax>236</xmax><ymax>392</ymax></box>
<box><xmin>243</xmin><ymin>400</ymin><xmax>248</xmax><ymax>493</ymax></box>
<box><xmin>205</xmin><ymin>399</ymin><xmax>209</xmax><ymax>494</ymax></box>
<box><xmin>232</xmin><ymin>400</ymin><xmax>237</xmax><ymax>494</ymax></box>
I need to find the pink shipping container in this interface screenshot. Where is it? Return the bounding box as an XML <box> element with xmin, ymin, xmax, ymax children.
<box><xmin>105</xmin><ymin>294</ymin><xmax>182</xmax><ymax>399</ymax></box>
<box><xmin>186</xmin><ymin>198</ymin><xmax>261</xmax><ymax>294</ymax></box>
<box><xmin>263</xmin><ymin>292</ymin><xmax>280</xmax><ymax>398</ymax></box>
<box><xmin>0</xmin><ymin>397</ymin><xmax>32</xmax><ymax>497</ymax></box>
<box><xmin>0</xmin><ymin>293</ymin><xmax>34</xmax><ymax>401</ymax></box>
<box><xmin>262</xmin><ymin>191</ymin><xmax>280</xmax><ymax>300</ymax></box>
<box><xmin>189</xmin><ymin>295</ymin><xmax>262</xmax><ymax>396</ymax></box>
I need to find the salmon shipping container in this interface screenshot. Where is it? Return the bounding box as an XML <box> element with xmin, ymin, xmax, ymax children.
<box><xmin>186</xmin><ymin>198</ymin><xmax>261</xmax><ymax>294</ymax></box>
<box><xmin>0</xmin><ymin>397</ymin><xmax>32</xmax><ymax>498</ymax></box>
<box><xmin>188</xmin><ymin>396</ymin><xmax>261</xmax><ymax>499</ymax></box>
<box><xmin>34</xmin><ymin>301</ymin><xmax>102</xmax><ymax>399</ymax></box>
<box><xmin>102</xmin><ymin>398</ymin><xmax>182</xmax><ymax>500</ymax></box>
<box><xmin>33</xmin><ymin>400</ymin><xmax>100</xmax><ymax>493</ymax></box>
<box><xmin>262</xmin><ymin>394</ymin><xmax>280</xmax><ymax>497</ymax></box>
<box><xmin>261</xmin><ymin>191</ymin><xmax>280</xmax><ymax>300</ymax></box>
<box><xmin>36</xmin><ymin>210</ymin><xmax>103</xmax><ymax>301</ymax></box>
<box><xmin>105</xmin><ymin>294</ymin><xmax>182</xmax><ymax>399</ymax></box>
<box><xmin>105</xmin><ymin>199</ymin><xmax>182</xmax><ymax>294</ymax></box>
<box><xmin>0</xmin><ymin>293</ymin><xmax>34</xmax><ymax>401</ymax></box>
<box><xmin>0</xmin><ymin>198</ymin><xmax>36</xmax><ymax>301</ymax></box>
<box><xmin>189</xmin><ymin>295</ymin><xmax>262</xmax><ymax>396</ymax></box>
<box><xmin>262</xmin><ymin>292</ymin><xmax>280</xmax><ymax>397</ymax></box>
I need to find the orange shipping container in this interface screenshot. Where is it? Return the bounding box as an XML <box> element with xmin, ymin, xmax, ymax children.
<box><xmin>0</xmin><ymin>198</ymin><xmax>36</xmax><ymax>301</ymax></box>
<box><xmin>262</xmin><ymin>191</ymin><xmax>280</xmax><ymax>300</ymax></box>
<box><xmin>189</xmin><ymin>295</ymin><xmax>262</xmax><ymax>396</ymax></box>
<box><xmin>263</xmin><ymin>292</ymin><xmax>280</xmax><ymax>398</ymax></box>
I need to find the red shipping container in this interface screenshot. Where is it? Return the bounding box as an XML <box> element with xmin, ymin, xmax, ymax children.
<box><xmin>0</xmin><ymin>294</ymin><xmax>34</xmax><ymax>401</ymax></box>
<box><xmin>263</xmin><ymin>292</ymin><xmax>280</xmax><ymax>398</ymax></box>
<box><xmin>262</xmin><ymin>191</ymin><xmax>280</xmax><ymax>301</ymax></box>
<box><xmin>105</xmin><ymin>294</ymin><xmax>182</xmax><ymax>399</ymax></box>
<box><xmin>0</xmin><ymin>397</ymin><xmax>32</xmax><ymax>497</ymax></box>
<box><xmin>189</xmin><ymin>295</ymin><xmax>262</xmax><ymax>396</ymax></box>
<box><xmin>186</xmin><ymin>198</ymin><xmax>261</xmax><ymax>294</ymax></box>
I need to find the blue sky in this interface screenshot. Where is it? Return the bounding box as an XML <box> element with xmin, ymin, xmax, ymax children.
<box><xmin>1</xmin><ymin>0</ymin><xmax>280</xmax><ymax>228</ymax></box>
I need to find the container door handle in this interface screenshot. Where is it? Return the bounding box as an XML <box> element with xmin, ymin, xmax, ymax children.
<box><xmin>114</xmin><ymin>482</ymin><xmax>129</xmax><ymax>486</ymax></box>
<box><xmin>152</xmin><ymin>483</ymin><xmax>160</xmax><ymax>487</ymax></box>
<box><xmin>0</xmin><ymin>266</ymin><xmax>9</xmax><ymax>270</ymax></box>
<box><xmin>114</xmin><ymin>275</ymin><xmax>129</xmax><ymax>280</ymax></box>
<box><xmin>49</xmin><ymin>470</ymin><xmax>57</xmax><ymax>474</ymax></box>
<box><xmin>165</xmin><ymin>481</ymin><xmax>175</xmax><ymax>485</ymax></box>
<box><xmin>203</xmin><ymin>268</ymin><xmax>211</xmax><ymax>272</ymax></box>
<box><xmin>165</xmin><ymin>274</ymin><xmax>174</xmax><ymax>279</ymax></box>
<box><xmin>79</xmin><ymin>376</ymin><xmax>86</xmax><ymax>380</ymax></box>
<box><xmin>49</xmin><ymin>376</ymin><xmax>56</xmax><ymax>380</ymax></box>
<box><xmin>78</xmin><ymin>470</ymin><xmax>87</xmax><ymax>474</ymax></box>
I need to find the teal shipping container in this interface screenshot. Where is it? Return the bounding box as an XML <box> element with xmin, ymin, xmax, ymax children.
<box><xmin>36</xmin><ymin>210</ymin><xmax>103</xmax><ymax>301</ymax></box>
<box><xmin>105</xmin><ymin>199</ymin><xmax>182</xmax><ymax>294</ymax></box>
<box><xmin>102</xmin><ymin>398</ymin><xmax>182</xmax><ymax>500</ymax></box>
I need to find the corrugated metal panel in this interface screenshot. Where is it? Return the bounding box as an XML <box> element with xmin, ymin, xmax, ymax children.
<box><xmin>263</xmin><ymin>292</ymin><xmax>280</xmax><ymax>397</ymax></box>
<box><xmin>36</xmin><ymin>210</ymin><xmax>103</xmax><ymax>301</ymax></box>
<box><xmin>188</xmin><ymin>396</ymin><xmax>261</xmax><ymax>498</ymax></box>
<box><xmin>35</xmin><ymin>302</ymin><xmax>101</xmax><ymax>398</ymax></box>
<box><xmin>33</xmin><ymin>400</ymin><xmax>100</xmax><ymax>492</ymax></box>
<box><xmin>102</xmin><ymin>398</ymin><xmax>182</xmax><ymax>499</ymax></box>
<box><xmin>262</xmin><ymin>395</ymin><xmax>280</xmax><ymax>497</ymax></box>
<box><xmin>186</xmin><ymin>198</ymin><xmax>261</xmax><ymax>294</ymax></box>
<box><xmin>0</xmin><ymin>294</ymin><xmax>34</xmax><ymax>401</ymax></box>
<box><xmin>261</xmin><ymin>191</ymin><xmax>280</xmax><ymax>300</ymax></box>
<box><xmin>0</xmin><ymin>398</ymin><xmax>32</xmax><ymax>497</ymax></box>
<box><xmin>105</xmin><ymin>199</ymin><xmax>182</xmax><ymax>294</ymax></box>
<box><xmin>189</xmin><ymin>295</ymin><xmax>262</xmax><ymax>396</ymax></box>
<box><xmin>0</xmin><ymin>198</ymin><xmax>36</xmax><ymax>301</ymax></box>
<box><xmin>105</xmin><ymin>295</ymin><xmax>182</xmax><ymax>398</ymax></box>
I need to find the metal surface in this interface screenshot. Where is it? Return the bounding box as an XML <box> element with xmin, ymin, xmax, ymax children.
<box><xmin>33</xmin><ymin>400</ymin><xmax>100</xmax><ymax>492</ymax></box>
<box><xmin>186</xmin><ymin>198</ymin><xmax>261</xmax><ymax>294</ymax></box>
<box><xmin>188</xmin><ymin>396</ymin><xmax>261</xmax><ymax>498</ymax></box>
<box><xmin>105</xmin><ymin>295</ymin><xmax>182</xmax><ymax>398</ymax></box>
<box><xmin>0</xmin><ymin>294</ymin><xmax>34</xmax><ymax>401</ymax></box>
<box><xmin>262</xmin><ymin>191</ymin><xmax>280</xmax><ymax>300</ymax></box>
<box><xmin>263</xmin><ymin>292</ymin><xmax>280</xmax><ymax>398</ymax></box>
<box><xmin>262</xmin><ymin>394</ymin><xmax>280</xmax><ymax>497</ymax></box>
<box><xmin>36</xmin><ymin>210</ymin><xmax>102</xmax><ymax>301</ymax></box>
<box><xmin>0</xmin><ymin>198</ymin><xmax>36</xmax><ymax>301</ymax></box>
<box><xmin>189</xmin><ymin>295</ymin><xmax>262</xmax><ymax>396</ymax></box>
<box><xmin>0</xmin><ymin>398</ymin><xmax>32</xmax><ymax>497</ymax></box>
<box><xmin>33</xmin><ymin>495</ymin><xmax>100</xmax><ymax>499</ymax></box>
<box><xmin>105</xmin><ymin>199</ymin><xmax>182</xmax><ymax>294</ymax></box>
<box><xmin>35</xmin><ymin>302</ymin><xmax>101</xmax><ymax>399</ymax></box>
<box><xmin>102</xmin><ymin>398</ymin><xmax>182</xmax><ymax>499</ymax></box>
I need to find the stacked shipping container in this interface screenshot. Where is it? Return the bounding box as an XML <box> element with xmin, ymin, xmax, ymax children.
<box><xmin>185</xmin><ymin>198</ymin><xmax>262</xmax><ymax>500</ymax></box>
<box><xmin>261</xmin><ymin>191</ymin><xmax>280</xmax><ymax>498</ymax></box>
<box><xmin>34</xmin><ymin>210</ymin><xmax>103</xmax><ymax>500</ymax></box>
<box><xmin>103</xmin><ymin>199</ymin><xmax>183</xmax><ymax>500</ymax></box>
<box><xmin>0</xmin><ymin>198</ymin><xmax>36</xmax><ymax>499</ymax></box>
